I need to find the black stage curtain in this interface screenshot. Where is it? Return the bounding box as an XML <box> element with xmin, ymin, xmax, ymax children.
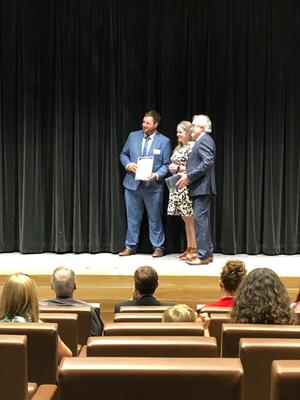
<box><xmin>0</xmin><ymin>0</ymin><xmax>299</xmax><ymax>255</ymax></box>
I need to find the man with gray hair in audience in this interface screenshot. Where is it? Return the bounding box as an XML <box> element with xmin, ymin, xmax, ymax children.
<box><xmin>40</xmin><ymin>266</ymin><xmax>103</xmax><ymax>336</ymax></box>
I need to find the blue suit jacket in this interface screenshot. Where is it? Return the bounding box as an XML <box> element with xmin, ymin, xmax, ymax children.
<box><xmin>120</xmin><ymin>130</ymin><xmax>171</xmax><ymax>191</ymax></box>
<box><xmin>186</xmin><ymin>133</ymin><xmax>216</xmax><ymax>197</ymax></box>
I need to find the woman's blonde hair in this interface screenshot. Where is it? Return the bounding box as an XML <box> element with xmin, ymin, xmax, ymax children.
<box><xmin>0</xmin><ymin>274</ymin><xmax>39</xmax><ymax>322</ymax></box>
<box><xmin>162</xmin><ymin>304</ymin><xmax>196</xmax><ymax>322</ymax></box>
<box><xmin>175</xmin><ymin>121</ymin><xmax>192</xmax><ymax>148</ymax></box>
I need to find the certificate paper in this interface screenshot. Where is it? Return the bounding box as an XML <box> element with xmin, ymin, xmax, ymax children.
<box><xmin>135</xmin><ymin>156</ymin><xmax>154</xmax><ymax>180</ymax></box>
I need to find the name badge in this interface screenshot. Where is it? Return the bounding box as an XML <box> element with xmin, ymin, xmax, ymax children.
<box><xmin>153</xmin><ymin>149</ymin><xmax>161</xmax><ymax>155</ymax></box>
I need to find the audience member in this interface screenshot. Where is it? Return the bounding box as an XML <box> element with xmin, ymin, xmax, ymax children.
<box><xmin>291</xmin><ymin>289</ymin><xmax>300</xmax><ymax>310</ymax></box>
<box><xmin>163</xmin><ymin>304</ymin><xmax>210</xmax><ymax>336</ymax></box>
<box><xmin>205</xmin><ymin>259</ymin><xmax>247</xmax><ymax>307</ymax></box>
<box><xmin>162</xmin><ymin>304</ymin><xmax>196</xmax><ymax>322</ymax></box>
<box><xmin>231</xmin><ymin>268</ymin><xmax>295</xmax><ymax>324</ymax></box>
<box><xmin>114</xmin><ymin>266</ymin><xmax>174</xmax><ymax>313</ymax></box>
<box><xmin>0</xmin><ymin>273</ymin><xmax>72</xmax><ymax>362</ymax></box>
<box><xmin>40</xmin><ymin>266</ymin><xmax>103</xmax><ymax>336</ymax></box>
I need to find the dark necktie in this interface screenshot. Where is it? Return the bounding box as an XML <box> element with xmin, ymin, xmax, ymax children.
<box><xmin>142</xmin><ymin>136</ymin><xmax>150</xmax><ymax>156</ymax></box>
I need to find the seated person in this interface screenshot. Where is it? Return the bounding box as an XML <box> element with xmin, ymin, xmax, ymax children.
<box><xmin>40</xmin><ymin>266</ymin><xmax>103</xmax><ymax>336</ymax></box>
<box><xmin>205</xmin><ymin>259</ymin><xmax>247</xmax><ymax>307</ymax></box>
<box><xmin>0</xmin><ymin>273</ymin><xmax>72</xmax><ymax>362</ymax></box>
<box><xmin>291</xmin><ymin>289</ymin><xmax>300</xmax><ymax>310</ymax></box>
<box><xmin>115</xmin><ymin>266</ymin><xmax>174</xmax><ymax>313</ymax></box>
<box><xmin>231</xmin><ymin>267</ymin><xmax>295</xmax><ymax>324</ymax></box>
<box><xmin>163</xmin><ymin>304</ymin><xmax>210</xmax><ymax>336</ymax></box>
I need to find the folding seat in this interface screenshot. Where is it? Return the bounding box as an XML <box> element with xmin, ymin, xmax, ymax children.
<box><xmin>104</xmin><ymin>322</ymin><xmax>204</xmax><ymax>336</ymax></box>
<box><xmin>39</xmin><ymin>312</ymin><xmax>78</xmax><ymax>356</ymax></box>
<box><xmin>208</xmin><ymin>313</ymin><xmax>231</xmax><ymax>355</ymax></box>
<box><xmin>0</xmin><ymin>322</ymin><xmax>58</xmax><ymax>385</ymax></box>
<box><xmin>239</xmin><ymin>337</ymin><xmax>300</xmax><ymax>400</ymax></box>
<box><xmin>119</xmin><ymin>305</ymin><xmax>170</xmax><ymax>313</ymax></box>
<box><xmin>39</xmin><ymin>305</ymin><xmax>94</xmax><ymax>345</ymax></box>
<box><xmin>270</xmin><ymin>360</ymin><xmax>300</xmax><ymax>400</ymax></box>
<box><xmin>0</xmin><ymin>334</ymin><xmax>57</xmax><ymax>400</ymax></box>
<box><xmin>221</xmin><ymin>323</ymin><xmax>300</xmax><ymax>357</ymax></box>
<box><xmin>113</xmin><ymin>312</ymin><xmax>163</xmax><ymax>323</ymax></box>
<box><xmin>81</xmin><ymin>336</ymin><xmax>218</xmax><ymax>357</ymax></box>
<box><xmin>59</xmin><ymin>357</ymin><xmax>243</xmax><ymax>400</ymax></box>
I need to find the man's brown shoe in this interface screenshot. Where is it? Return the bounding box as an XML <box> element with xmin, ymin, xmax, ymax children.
<box><xmin>118</xmin><ymin>247</ymin><xmax>136</xmax><ymax>256</ymax></box>
<box><xmin>208</xmin><ymin>256</ymin><xmax>214</xmax><ymax>263</ymax></box>
<box><xmin>186</xmin><ymin>258</ymin><xmax>209</xmax><ymax>265</ymax></box>
<box><xmin>152</xmin><ymin>248</ymin><xmax>164</xmax><ymax>258</ymax></box>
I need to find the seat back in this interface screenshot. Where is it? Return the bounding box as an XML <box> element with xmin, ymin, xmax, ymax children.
<box><xmin>39</xmin><ymin>306</ymin><xmax>92</xmax><ymax>345</ymax></box>
<box><xmin>104</xmin><ymin>322</ymin><xmax>204</xmax><ymax>336</ymax></box>
<box><xmin>240</xmin><ymin>338</ymin><xmax>300</xmax><ymax>400</ymax></box>
<box><xmin>221</xmin><ymin>323</ymin><xmax>300</xmax><ymax>357</ymax></box>
<box><xmin>119</xmin><ymin>306</ymin><xmax>170</xmax><ymax>313</ymax></box>
<box><xmin>86</xmin><ymin>336</ymin><xmax>218</xmax><ymax>357</ymax></box>
<box><xmin>294</xmin><ymin>309</ymin><xmax>300</xmax><ymax>324</ymax></box>
<box><xmin>271</xmin><ymin>360</ymin><xmax>300</xmax><ymax>400</ymax></box>
<box><xmin>0</xmin><ymin>334</ymin><xmax>28</xmax><ymax>400</ymax></box>
<box><xmin>200</xmin><ymin>306</ymin><xmax>232</xmax><ymax>315</ymax></box>
<box><xmin>0</xmin><ymin>322</ymin><xmax>58</xmax><ymax>384</ymax></box>
<box><xmin>209</xmin><ymin>313</ymin><xmax>231</xmax><ymax>355</ymax></box>
<box><xmin>114</xmin><ymin>313</ymin><xmax>163</xmax><ymax>323</ymax></box>
<box><xmin>40</xmin><ymin>313</ymin><xmax>78</xmax><ymax>356</ymax></box>
<box><xmin>59</xmin><ymin>357</ymin><xmax>243</xmax><ymax>400</ymax></box>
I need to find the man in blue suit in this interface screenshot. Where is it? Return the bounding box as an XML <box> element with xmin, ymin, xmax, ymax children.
<box><xmin>119</xmin><ymin>110</ymin><xmax>171</xmax><ymax>257</ymax></box>
<box><xmin>176</xmin><ymin>114</ymin><xmax>216</xmax><ymax>265</ymax></box>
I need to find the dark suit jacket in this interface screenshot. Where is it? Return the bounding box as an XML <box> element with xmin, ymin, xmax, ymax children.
<box><xmin>39</xmin><ymin>297</ymin><xmax>103</xmax><ymax>336</ymax></box>
<box><xmin>114</xmin><ymin>294</ymin><xmax>174</xmax><ymax>313</ymax></box>
<box><xmin>186</xmin><ymin>133</ymin><xmax>216</xmax><ymax>197</ymax></box>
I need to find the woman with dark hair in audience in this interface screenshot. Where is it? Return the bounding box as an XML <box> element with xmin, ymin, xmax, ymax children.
<box><xmin>0</xmin><ymin>273</ymin><xmax>72</xmax><ymax>362</ymax></box>
<box><xmin>231</xmin><ymin>268</ymin><xmax>295</xmax><ymax>324</ymax></box>
<box><xmin>205</xmin><ymin>259</ymin><xmax>247</xmax><ymax>307</ymax></box>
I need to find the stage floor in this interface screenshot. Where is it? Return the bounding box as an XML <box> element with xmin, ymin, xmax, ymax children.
<box><xmin>0</xmin><ymin>252</ymin><xmax>299</xmax><ymax>277</ymax></box>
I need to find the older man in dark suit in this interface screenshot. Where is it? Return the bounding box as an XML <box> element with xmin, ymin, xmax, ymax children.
<box><xmin>176</xmin><ymin>114</ymin><xmax>216</xmax><ymax>265</ymax></box>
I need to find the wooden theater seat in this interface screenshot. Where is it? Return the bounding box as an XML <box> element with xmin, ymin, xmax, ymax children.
<box><xmin>113</xmin><ymin>312</ymin><xmax>163</xmax><ymax>323</ymax></box>
<box><xmin>104</xmin><ymin>322</ymin><xmax>204</xmax><ymax>336</ymax></box>
<box><xmin>0</xmin><ymin>322</ymin><xmax>58</xmax><ymax>385</ymax></box>
<box><xmin>0</xmin><ymin>334</ymin><xmax>57</xmax><ymax>400</ymax></box>
<box><xmin>208</xmin><ymin>313</ymin><xmax>231</xmax><ymax>355</ymax></box>
<box><xmin>239</xmin><ymin>338</ymin><xmax>300</xmax><ymax>400</ymax></box>
<box><xmin>199</xmin><ymin>306</ymin><xmax>232</xmax><ymax>315</ymax></box>
<box><xmin>119</xmin><ymin>306</ymin><xmax>170</xmax><ymax>313</ymax></box>
<box><xmin>271</xmin><ymin>360</ymin><xmax>300</xmax><ymax>400</ymax></box>
<box><xmin>221</xmin><ymin>323</ymin><xmax>300</xmax><ymax>357</ymax></box>
<box><xmin>58</xmin><ymin>357</ymin><xmax>243</xmax><ymax>400</ymax></box>
<box><xmin>39</xmin><ymin>305</ymin><xmax>94</xmax><ymax>345</ymax></box>
<box><xmin>39</xmin><ymin>313</ymin><xmax>78</xmax><ymax>356</ymax></box>
<box><xmin>81</xmin><ymin>336</ymin><xmax>218</xmax><ymax>357</ymax></box>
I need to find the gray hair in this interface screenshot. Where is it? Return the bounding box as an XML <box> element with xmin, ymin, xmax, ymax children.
<box><xmin>51</xmin><ymin>266</ymin><xmax>76</xmax><ymax>297</ymax></box>
<box><xmin>192</xmin><ymin>114</ymin><xmax>212</xmax><ymax>133</ymax></box>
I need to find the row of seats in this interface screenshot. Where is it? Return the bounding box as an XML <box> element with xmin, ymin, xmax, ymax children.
<box><xmin>2</xmin><ymin>333</ymin><xmax>299</xmax><ymax>400</ymax></box>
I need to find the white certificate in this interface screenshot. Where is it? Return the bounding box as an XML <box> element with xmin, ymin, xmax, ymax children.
<box><xmin>135</xmin><ymin>156</ymin><xmax>154</xmax><ymax>180</ymax></box>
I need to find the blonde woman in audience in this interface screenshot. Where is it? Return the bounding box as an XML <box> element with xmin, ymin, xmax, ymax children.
<box><xmin>231</xmin><ymin>268</ymin><xmax>295</xmax><ymax>324</ymax></box>
<box><xmin>0</xmin><ymin>273</ymin><xmax>72</xmax><ymax>362</ymax></box>
<box><xmin>205</xmin><ymin>259</ymin><xmax>247</xmax><ymax>307</ymax></box>
<box><xmin>163</xmin><ymin>304</ymin><xmax>210</xmax><ymax>336</ymax></box>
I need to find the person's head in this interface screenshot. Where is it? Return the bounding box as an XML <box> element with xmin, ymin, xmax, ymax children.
<box><xmin>134</xmin><ymin>266</ymin><xmax>158</xmax><ymax>296</ymax></box>
<box><xmin>51</xmin><ymin>266</ymin><xmax>76</xmax><ymax>298</ymax></box>
<box><xmin>231</xmin><ymin>268</ymin><xmax>294</xmax><ymax>324</ymax></box>
<box><xmin>0</xmin><ymin>273</ymin><xmax>39</xmax><ymax>322</ymax></box>
<box><xmin>142</xmin><ymin>110</ymin><xmax>161</xmax><ymax>136</ymax></box>
<box><xmin>191</xmin><ymin>114</ymin><xmax>212</xmax><ymax>140</ymax></box>
<box><xmin>220</xmin><ymin>259</ymin><xmax>247</xmax><ymax>296</ymax></box>
<box><xmin>162</xmin><ymin>304</ymin><xmax>196</xmax><ymax>322</ymax></box>
<box><xmin>176</xmin><ymin>121</ymin><xmax>192</xmax><ymax>146</ymax></box>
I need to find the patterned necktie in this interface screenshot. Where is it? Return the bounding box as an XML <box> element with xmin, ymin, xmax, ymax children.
<box><xmin>142</xmin><ymin>136</ymin><xmax>150</xmax><ymax>156</ymax></box>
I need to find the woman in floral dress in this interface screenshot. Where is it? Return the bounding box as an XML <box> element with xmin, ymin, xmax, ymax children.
<box><xmin>167</xmin><ymin>121</ymin><xmax>197</xmax><ymax>260</ymax></box>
